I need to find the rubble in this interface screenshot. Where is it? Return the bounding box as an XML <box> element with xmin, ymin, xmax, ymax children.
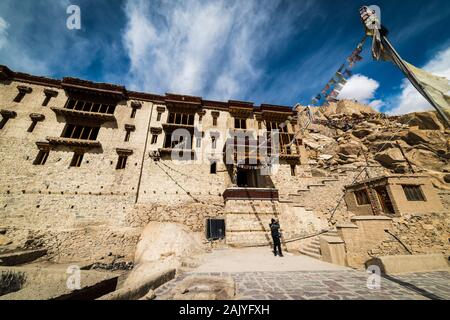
<box><xmin>302</xmin><ymin>101</ymin><xmax>450</xmax><ymax>188</ymax></box>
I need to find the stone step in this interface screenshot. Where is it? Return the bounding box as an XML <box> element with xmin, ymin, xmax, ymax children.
<box><xmin>303</xmin><ymin>248</ymin><xmax>321</xmax><ymax>256</ymax></box>
<box><xmin>299</xmin><ymin>249</ymin><xmax>322</xmax><ymax>260</ymax></box>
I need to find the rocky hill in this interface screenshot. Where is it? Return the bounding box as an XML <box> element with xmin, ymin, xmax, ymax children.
<box><xmin>299</xmin><ymin>100</ymin><xmax>450</xmax><ymax>190</ymax></box>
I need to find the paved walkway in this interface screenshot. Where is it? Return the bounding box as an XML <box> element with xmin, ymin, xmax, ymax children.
<box><xmin>155</xmin><ymin>248</ymin><xmax>450</xmax><ymax>300</ymax></box>
<box><xmin>193</xmin><ymin>247</ymin><xmax>348</xmax><ymax>273</ymax></box>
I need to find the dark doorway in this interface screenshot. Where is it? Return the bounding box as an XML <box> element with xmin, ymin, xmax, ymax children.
<box><xmin>206</xmin><ymin>219</ymin><xmax>225</xmax><ymax>240</ymax></box>
<box><xmin>375</xmin><ymin>186</ymin><xmax>395</xmax><ymax>215</ymax></box>
<box><xmin>237</xmin><ymin>169</ymin><xmax>249</xmax><ymax>187</ymax></box>
<box><xmin>236</xmin><ymin>168</ymin><xmax>259</xmax><ymax>188</ymax></box>
<box><xmin>210</xmin><ymin>162</ymin><xmax>217</xmax><ymax>174</ymax></box>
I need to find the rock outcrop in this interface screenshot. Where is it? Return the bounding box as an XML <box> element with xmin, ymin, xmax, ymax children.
<box><xmin>301</xmin><ymin>102</ymin><xmax>450</xmax><ymax>188</ymax></box>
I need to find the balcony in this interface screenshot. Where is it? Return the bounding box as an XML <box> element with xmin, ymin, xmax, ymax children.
<box><xmin>162</xmin><ymin>123</ymin><xmax>195</xmax><ymax>130</ymax></box>
<box><xmin>46</xmin><ymin>136</ymin><xmax>101</xmax><ymax>149</ymax></box>
<box><xmin>50</xmin><ymin>107</ymin><xmax>115</xmax><ymax>123</ymax></box>
<box><xmin>158</xmin><ymin>148</ymin><xmax>195</xmax><ymax>156</ymax></box>
<box><xmin>223</xmin><ymin>187</ymin><xmax>279</xmax><ymax>201</ymax></box>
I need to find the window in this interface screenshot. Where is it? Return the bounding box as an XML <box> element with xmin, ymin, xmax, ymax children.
<box><xmin>267</xmin><ymin>121</ymin><xmax>287</xmax><ymax>133</ymax></box>
<box><xmin>130</xmin><ymin>108</ymin><xmax>137</xmax><ymax>118</ymax></box>
<box><xmin>157</xmin><ymin>112</ymin><xmax>162</xmax><ymax>121</ymax></box>
<box><xmin>14</xmin><ymin>92</ymin><xmax>26</xmax><ymax>103</ymax></box>
<box><xmin>116</xmin><ymin>155</ymin><xmax>128</xmax><ymax>170</ymax></box>
<box><xmin>124</xmin><ymin>130</ymin><xmax>131</xmax><ymax>142</ymax></box>
<box><xmin>234</xmin><ymin>118</ymin><xmax>247</xmax><ymax>129</ymax></box>
<box><xmin>355</xmin><ymin>189</ymin><xmax>370</xmax><ymax>205</ymax></box>
<box><xmin>196</xmin><ymin>137</ymin><xmax>202</xmax><ymax>148</ymax></box>
<box><xmin>167</xmin><ymin>112</ymin><xmax>194</xmax><ymax>125</ymax></box>
<box><xmin>210</xmin><ymin>162</ymin><xmax>217</xmax><ymax>174</ymax></box>
<box><xmin>211</xmin><ymin>112</ymin><xmax>219</xmax><ymax>126</ymax></box>
<box><xmin>28</xmin><ymin>121</ymin><xmax>38</xmax><ymax>133</ymax></box>
<box><xmin>42</xmin><ymin>89</ymin><xmax>58</xmax><ymax>107</ymax></box>
<box><xmin>13</xmin><ymin>86</ymin><xmax>32</xmax><ymax>103</ymax></box>
<box><xmin>42</xmin><ymin>96</ymin><xmax>51</xmax><ymax>107</ymax></box>
<box><xmin>258</xmin><ymin>121</ymin><xmax>262</xmax><ymax>130</ymax></box>
<box><xmin>61</xmin><ymin>124</ymin><xmax>100</xmax><ymax>140</ymax></box>
<box><xmin>151</xmin><ymin>134</ymin><xmax>158</xmax><ymax>145</ymax></box>
<box><xmin>33</xmin><ymin>150</ymin><xmax>49</xmax><ymax>165</ymax></box>
<box><xmin>70</xmin><ymin>153</ymin><xmax>84</xmax><ymax>167</ymax></box>
<box><xmin>211</xmin><ymin>136</ymin><xmax>217</xmax><ymax>149</ymax></box>
<box><xmin>206</xmin><ymin>219</ymin><xmax>225</xmax><ymax>240</ymax></box>
<box><xmin>64</xmin><ymin>99</ymin><xmax>115</xmax><ymax>114</ymax></box>
<box><xmin>402</xmin><ymin>185</ymin><xmax>426</xmax><ymax>201</ymax></box>
<box><xmin>290</xmin><ymin>164</ymin><xmax>296</xmax><ymax>176</ymax></box>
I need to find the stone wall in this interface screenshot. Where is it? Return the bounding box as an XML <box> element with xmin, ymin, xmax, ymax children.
<box><xmin>225</xmin><ymin>199</ymin><xmax>326</xmax><ymax>247</ymax></box>
<box><xmin>372</xmin><ymin>211</ymin><xmax>450</xmax><ymax>257</ymax></box>
<box><xmin>337</xmin><ymin>216</ymin><xmax>394</xmax><ymax>268</ymax></box>
<box><xmin>0</xmin><ymin>80</ymin><xmax>153</xmax><ymax>261</ymax></box>
<box><xmin>0</xmin><ymin>78</ymin><xmax>311</xmax><ymax>261</ymax></box>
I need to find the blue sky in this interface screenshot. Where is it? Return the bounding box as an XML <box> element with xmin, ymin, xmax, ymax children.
<box><xmin>0</xmin><ymin>0</ymin><xmax>449</xmax><ymax>114</ymax></box>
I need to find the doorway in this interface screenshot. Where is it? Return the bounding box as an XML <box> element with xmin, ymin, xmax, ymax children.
<box><xmin>375</xmin><ymin>186</ymin><xmax>395</xmax><ymax>215</ymax></box>
<box><xmin>206</xmin><ymin>219</ymin><xmax>226</xmax><ymax>240</ymax></box>
<box><xmin>237</xmin><ymin>168</ymin><xmax>258</xmax><ymax>188</ymax></box>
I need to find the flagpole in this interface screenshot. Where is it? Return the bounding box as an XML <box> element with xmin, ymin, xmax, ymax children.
<box><xmin>381</xmin><ymin>35</ymin><xmax>450</xmax><ymax>127</ymax></box>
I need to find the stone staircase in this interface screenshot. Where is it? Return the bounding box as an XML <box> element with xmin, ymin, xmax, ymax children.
<box><xmin>299</xmin><ymin>237</ymin><xmax>322</xmax><ymax>260</ymax></box>
<box><xmin>298</xmin><ymin>230</ymin><xmax>339</xmax><ymax>261</ymax></box>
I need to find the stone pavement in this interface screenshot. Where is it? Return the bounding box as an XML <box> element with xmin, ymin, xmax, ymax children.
<box><xmin>155</xmin><ymin>248</ymin><xmax>450</xmax><ymax>300</ymax></box>
<box><xmin>192</xmin><ymin>247</ymin><xmax>349</xmax><ymax>273</ymax></box>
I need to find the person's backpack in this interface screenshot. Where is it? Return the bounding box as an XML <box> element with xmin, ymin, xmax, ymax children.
<box><xmin>270</xmin><ymin>222</ymin><xmax>281</xmax><ymax>238</ymax></box>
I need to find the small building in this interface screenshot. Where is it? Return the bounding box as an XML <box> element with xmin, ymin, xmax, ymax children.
<box><xmin>344</xmin><ymin>175</ymin><xmax>444</xmax><ymax>216</ymax></box>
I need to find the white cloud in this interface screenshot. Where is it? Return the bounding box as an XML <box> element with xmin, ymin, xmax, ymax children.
<box><xmin>368</xmin><ymin>99</ymin><xmax>385</xmax><ymax>111</ymax></box>
<box><xmin>389</xmin><ymin>46</ymin><xmax>450</xmax><ymax>115</ymax></box>
<box><xmin>122</xmin><ymin>0</ymin><xmax>303</xmax><ymax>100</ymax></box>
<box><xmin>337</xmin><ymin>74</ymin><xmax>380</xmax><ymax>104</ymax></box>
<box><xmin>0</xmin><ymin>16</ymin><xmax>8</xmax><ymax>50</ymax></box>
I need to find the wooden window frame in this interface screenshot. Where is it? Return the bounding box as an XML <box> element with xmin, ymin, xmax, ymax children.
<box><xmin>402</xmin><ymin>185</ymin><xmax>426</xmax><ymax>202</ymax></box>
<box><xmin>354</xmin><ymin>189</ymin><xmax>370</xmax><ymax>206</ymax></box>
<box><xmin>33</xmin><ymin>150</ymin><xmax>49</xmax><ymax>165</ymax></box>
<box><xmin>70</xmin><ymin>153</ymin><xmax>84</xmax><ymax>167</ymax></box>
<box><xmin>116</xmin><ymin>155</ymin><xmax>128</xmax><ymax>170</ymax></box>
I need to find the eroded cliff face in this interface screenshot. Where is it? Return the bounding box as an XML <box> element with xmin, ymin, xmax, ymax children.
<box><xmin>299</xmin><ymin>100</ymin><xmax>450</xmax><ymax>189</ymax></box>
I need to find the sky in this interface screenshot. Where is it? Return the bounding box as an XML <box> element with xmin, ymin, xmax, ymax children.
<box><xmin>0</xmin><ymin>0</ymin><xmax>449</xmax><ymax>114</ymax></box>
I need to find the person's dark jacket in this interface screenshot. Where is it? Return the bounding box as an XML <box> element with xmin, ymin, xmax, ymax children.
<box><xmin>270</xmin><ymin>222</ymin><xmax>281</xmax><ymax>238</ymax></box>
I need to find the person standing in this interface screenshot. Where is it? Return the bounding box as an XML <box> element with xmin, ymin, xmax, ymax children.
<box><xmin>269</xmin><ymin>218</ymin><xmax>283</xmax><ymax>257</ymax></box>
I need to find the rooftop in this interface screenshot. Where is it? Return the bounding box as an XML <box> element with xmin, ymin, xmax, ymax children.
<box><xmin>0</xmin><ymin>65</ymin><xmax>294</xmax><ymax>114</ymax></box>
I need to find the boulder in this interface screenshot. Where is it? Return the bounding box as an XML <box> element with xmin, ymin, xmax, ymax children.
<box><xmin>161</xmin><ymin>276</ymin><xmax>236</xmax><ymax>300</ymax></box>
<box><xmin>399</xmin><ymin>112</ymin><xmax>444</xmax><ymax>130</ymax></box>
<box><xmin>406</xmin><ymin>149</ymin><xmax>444</xmax><ymax>171</ymax></box>
<box><xmin>402</xmin><ymin>130</ymin><xmax>446</xmax><ymax>146</ymax></box>
<box><xmin>337</xmin><ymin>141</ymin><xmax>366</xmax><ymax>156</ymax></box>
<box><xmin>402</xmin><ymin>130</ymin><xmax>430</xmax><ymax>145</ymax></box>
<box><xmin>371</xmin><ymin>140</ymin><xmax>409</xmax><ymax>152</ymax></box>
<box><xmin>318</xmin><ymin>154</ymin><xmax>333</xmax><ymax>161</ymax></box>
<box><xmin>352</xmin><ymin>128</ymin><xmax>374</xmax><ymax>139</ymax></box>
<box><xmin>134</xmin><ymin>222</ymin><xmax>204</xmax><ymax>265</ymax></box>
<box><xmin>374</xmin><ymin>148</ymin><xmax>405</xmax><ymax>168</ymax></box>
<box><xmin>0</xmin><ymin>235</ymin><xmax>12</xmax><ymax>247</ymax></box>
